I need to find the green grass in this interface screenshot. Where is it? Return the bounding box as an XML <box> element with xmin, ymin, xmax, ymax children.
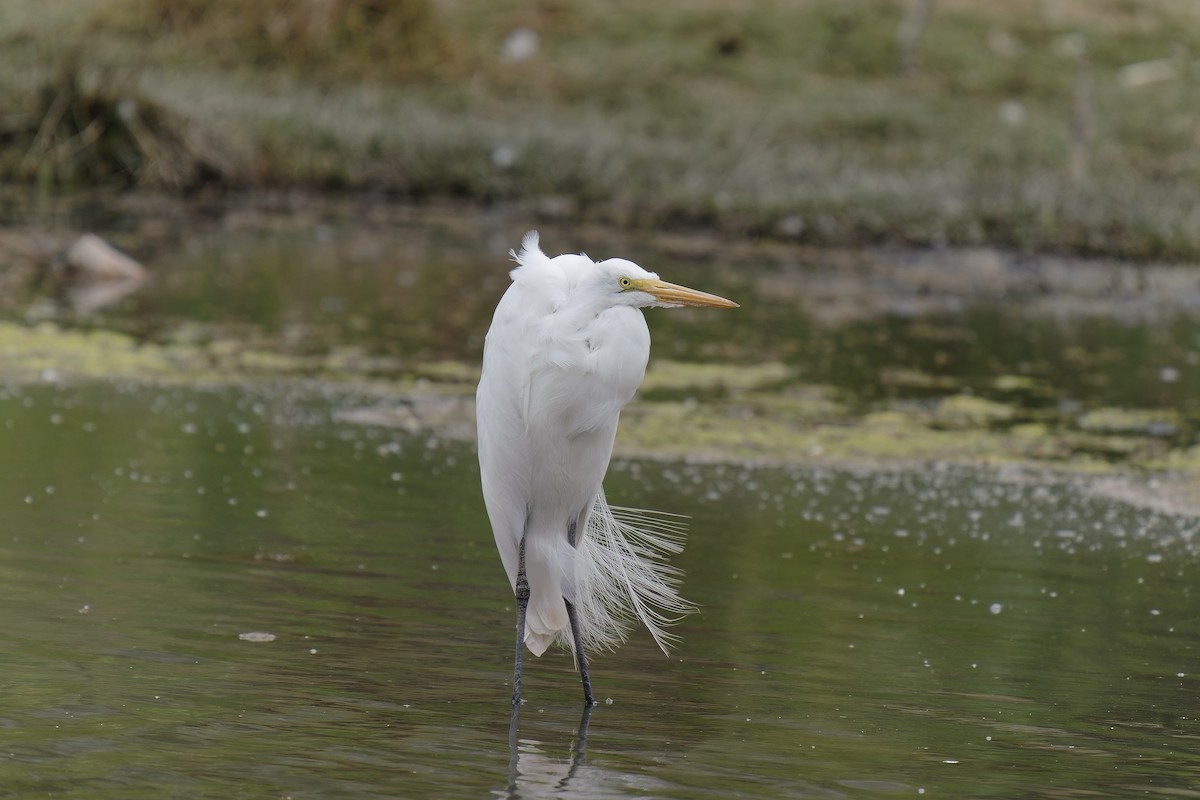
<box><xmin>1</xmin><ymin>0</ymin><xmax>1198</xmax><ymax>259</ymax></box>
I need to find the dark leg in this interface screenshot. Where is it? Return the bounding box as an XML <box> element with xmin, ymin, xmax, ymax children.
<box><xmin>564</xmin><ymin>520</ymin><xmax>596</xmax><ymax>706</ymax></box>
<box><xmin>564</xmin><ymin>598</ymin><xmax>595</xmax><ymax>705</ymax></box>
<box><xmin>512</xmin><ymin>535</ymin><xmax>529</xmax><ymax>707</ymax></box>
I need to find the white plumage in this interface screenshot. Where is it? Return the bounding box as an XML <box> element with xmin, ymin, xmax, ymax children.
<box><xmin>476</xmin><ymin>231</ymin><xmax>737</xmax><ymax>703</ymax></box>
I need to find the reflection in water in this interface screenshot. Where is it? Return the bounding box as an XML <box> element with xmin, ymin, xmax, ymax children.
<box><xmin>1</xmin><ymin>382</ymin><xmax>1199</xmax><ymax>796</ymax></box>
<box><xmin>506</xmin><ymin>704</ymin><xmax>593</xmax><ymax>799</ymax></box>
<box><xmin>1</xmin><ymin>192</ymin><xmax>1200</xmax><ymax>795</ymax></box>
<box><xmin>63</xmin><ymin>275</ymin><xmax>146</xmax><ymax>314</ymax></box>
<box><xmin>3</xmin><ymin>199</ymin><xmax>1196</xmax><ymax>428</ymax></box>
<box><xmin>57</xmin><ymin>232</ymin><xmax>149</xmax><ymax>314</ymax></box>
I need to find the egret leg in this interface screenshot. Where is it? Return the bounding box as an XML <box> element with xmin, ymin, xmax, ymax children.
<box><xmin>565</xmin><ymin>520</ymin><xmax>596</xmax><ymax>706</ymax></box>
<box><xmin>564</xmin><ymin>598</ymin><xmax>595</xmax><ymax>705</ymax></box>
<box><xmin>512</xmin><ymin>535</ymin><xmax>529</xmax><ymax>707</ymax></box>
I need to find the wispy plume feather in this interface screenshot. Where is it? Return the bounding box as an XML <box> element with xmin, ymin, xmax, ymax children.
<box><xmin>556</xmin><ymin>491</ymin><xmax>696</xmax><ymax>656</ymax></box>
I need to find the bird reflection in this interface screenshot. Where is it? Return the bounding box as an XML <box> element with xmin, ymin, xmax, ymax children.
<box><xmin>505</xmin><ymin>703</ymin><xmax>594</xmax><ymax>799</ymax></box>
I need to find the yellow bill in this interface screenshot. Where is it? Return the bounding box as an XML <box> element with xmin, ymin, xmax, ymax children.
<box><xmin>635</xmin><ymin>278</ymin><xmax>739</xmax><ymax>309</ymax></box>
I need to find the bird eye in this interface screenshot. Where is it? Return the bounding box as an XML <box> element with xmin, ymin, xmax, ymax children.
<box><xmin>619</xmin><ymin>277</ymin><xmax>632</xmax><ymax>289</ymax></box>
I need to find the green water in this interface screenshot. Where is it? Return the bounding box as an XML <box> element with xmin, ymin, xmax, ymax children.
<box><xmin>3</xmin><ymin>382</ymin><xmax>1200</xmax><ymax>798</ymax></box>
<box><xmin>7</xmin><ymin>196</ymin><xmax>1199</xmax><ymax>434</ymax></box>
<box><xmin>2</xmin><ymin>196</ymin><xmax>1199</xmax><ymax>796</ymax></box>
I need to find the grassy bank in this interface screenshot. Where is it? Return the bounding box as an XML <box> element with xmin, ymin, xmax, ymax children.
<box><xmin>1</xmin><ymin>0</ymin><xmax>1198</xmax><ymax>260</ymax></box>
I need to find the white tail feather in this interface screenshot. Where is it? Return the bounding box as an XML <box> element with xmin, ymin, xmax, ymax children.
<box><xmin>554</xmin><ymin>491</ymin><xmax>695</xmax><ymax>657</ymax></box>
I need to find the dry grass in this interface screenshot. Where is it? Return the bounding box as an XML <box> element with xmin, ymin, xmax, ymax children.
<box><xmin>0</xmin><ymin>60</ymin><xmax>231</xmax><ymax>189</ymax></box>
<box><xmin>121</xmin><ymin>0</ymin><xmax>457</xmax><ymax>80</ymax></box>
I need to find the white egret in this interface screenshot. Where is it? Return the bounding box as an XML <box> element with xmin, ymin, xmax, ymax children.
<box><xmin>477</xmin><ymin>231</ymin><xmax>738</xmax><ymax>705</ymax></box>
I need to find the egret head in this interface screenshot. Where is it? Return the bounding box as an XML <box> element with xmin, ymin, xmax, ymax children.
<box><xmin>592</xmin><ymin>257</ymin><xmax>739</xmax><ymax>310</ymax></box>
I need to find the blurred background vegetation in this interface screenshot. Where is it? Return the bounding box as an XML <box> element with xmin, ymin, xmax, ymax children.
<box><xmin>1</xmin><ymin>0</ymin><xmax>1198</xmax><ymax>259</ymax></box>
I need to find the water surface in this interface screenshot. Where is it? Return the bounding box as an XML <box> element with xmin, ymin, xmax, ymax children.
<box><xmin>3</xmin><ymin>194</ymin><xmax>1199</xmax><ymax>796</ymax></box>
<box><xmin>3</xmin><ymin>382</ymin><xmax>1199</xmax><ymax>798</ymax></box>
<box><xmin>5</xmin><ymin>194</ymin><xmax>1199</xmax><ymax>435</ymax></box>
